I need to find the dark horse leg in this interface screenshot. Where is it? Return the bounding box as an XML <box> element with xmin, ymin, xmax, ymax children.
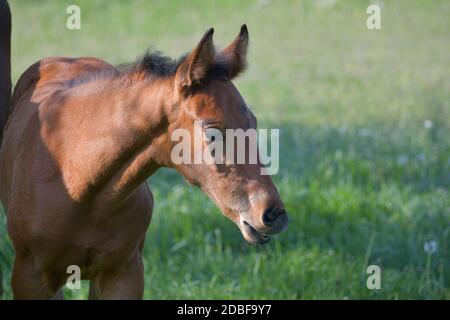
<box><xmin>89</xmin><ymin>252</ymin><xmax>144</xmax><ymax>300</ymax></box>
<box><xmin>88</xmin><ymin>281</ymin><xmax>98</xmax><ymax>300</ymax></box>
<box><xmin>0</xmin><ymin>0</ymin><xmax>11</xmax><ymax>298</ymax></box>
<box><xmin>0</xmin><ymin>0</ymin><xmax>12</xmax><ymax>299</ymax></box>
<box><xmin>0</xmin><ymin>0</ymin><xmax>12</xmax><ymax>143</ymax></box>
<box><xmin>52</xmin><ymin>289</ymin><xmax>64</xmax><ymax>300</ymax></box>
<box><xmin>12</xmin><ymin>254</ymin><xmax>57</xmax><ymax>299</ymax></box>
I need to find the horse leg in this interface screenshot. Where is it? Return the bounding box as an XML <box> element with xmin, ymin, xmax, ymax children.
<box><xmin>52</xmin><ymin>289</ymin><xmax>64</xmax><ymax>300</ymax></box>
<box><xmin>88</xmin><ymin>281</ymin><xmax>98</xmax><ymax>300</ymax></box>
<box><xmin>12</xmin><ymin>254</ymin><xmax>56</xmax><ymax>299</ymax></box>
<box><xmin>90</xmin><ymin>252</ymin><xmax>144</xmax><ymax>300</ymax></box>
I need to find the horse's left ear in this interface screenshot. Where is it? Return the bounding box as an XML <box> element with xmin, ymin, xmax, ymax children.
<box><xmin>217</xmin><ymin>24</ymin><xmax>249</xmax><ymax>78</ymax></box>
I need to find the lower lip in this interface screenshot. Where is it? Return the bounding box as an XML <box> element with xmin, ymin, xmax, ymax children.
<box><xmin>243</xmin><ymin>221</ymin><xmax>271</xmax><ymax>244</ymax></box>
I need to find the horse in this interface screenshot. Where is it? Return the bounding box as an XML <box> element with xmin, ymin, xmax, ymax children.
<box><xmin>0</xmin><ymin>20</ymin><xmax>289</xmax><ymax>299</ymax></box>
<box><xmin>0</xmin><ymin>0</ymin><xmax>11</xmax><ymax>144</ymax></box>
<box><xmin>0</xmin><ymin>0</ymin><xmax>11</xmax><ymax>298</ymax></box>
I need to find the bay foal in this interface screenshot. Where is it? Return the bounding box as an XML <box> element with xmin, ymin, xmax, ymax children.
<box><xmin>0</xmin><ymin>0</ymin><xmax>11</xmax><ymax>298</ymax></box>
<box><xmin>0</xmin><ymin>25</ymin><xmax>289</xmax><ymax>299</ymax></box>
<box><xmin>0</xmin><ymin>0</ymin><xmax>11</xmax><ymax>144</ymax></box>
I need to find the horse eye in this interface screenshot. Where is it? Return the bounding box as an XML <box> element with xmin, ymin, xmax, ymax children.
<box><xmin>204</xmin><ymin>128</ymin><xmax>223</xmax><ymax>142</ymax></box>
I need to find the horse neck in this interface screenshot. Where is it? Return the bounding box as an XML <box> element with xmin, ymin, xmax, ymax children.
<box><xmin>108</xmin><ymin>76</ymin><xmax>174</xmax><ymax>176</ymax></box>
<box><xmin>60</xmin><ymin>75</ymin><xmax>176</xmax><ymax>207</ymax></box>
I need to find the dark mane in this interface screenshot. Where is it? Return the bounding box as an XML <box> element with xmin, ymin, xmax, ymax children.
<box><xmin>125</xmin><ymin>50</ymin><xmax>187</xmax><ymax>77</ymax></box>
<box><xmin>128</xmin><ymin>50</ymin><xmax>230</xmax><ymax>80</ymax></box>
<box><xmin>69</xmin><ymin>50</ymin><xmax>229</xmax><ymax>88</ymax></box>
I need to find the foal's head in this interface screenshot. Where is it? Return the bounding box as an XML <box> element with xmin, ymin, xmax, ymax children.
<box><xmin>163</xmin><ymin>26</ymin><xmax>288</xmax><ymax>244</ymax></box>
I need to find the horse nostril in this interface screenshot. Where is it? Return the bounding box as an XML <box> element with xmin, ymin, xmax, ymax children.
<box><xmin>262</xmin><ymin>206</ymin><xmax>285</xmax><ymax>226</ymax></box>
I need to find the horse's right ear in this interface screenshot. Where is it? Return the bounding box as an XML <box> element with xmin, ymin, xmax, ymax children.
<box><xmin>217</xmin><ymin>24</ymin><xmax>249</xmax><ymax>79</ymax></box>
<box><xmin>175</xmin><ymin>28</ymin><xmax>215</xmax><ymax>93</ymax></box>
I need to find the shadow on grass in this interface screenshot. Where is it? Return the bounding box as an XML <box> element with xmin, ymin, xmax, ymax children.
<box><xmin>1</xmin><ymin>120</ymin><xmax>449</xmax><ymax>299</ymax></box>
<box><xmin>137</xmin><ymin>120</ymin><xmax>449</xmax><ymax>298</ymax></box>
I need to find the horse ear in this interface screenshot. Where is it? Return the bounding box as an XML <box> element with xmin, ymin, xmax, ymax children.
<box><xmin>176</xmin><ymin>28</ymin><xmax>215</xmax><ymax>92</ymax></box>
<box><xmin>217</xmin><ymin>24</ymin><xmax>249</xmax><ymax>78</ymax></box>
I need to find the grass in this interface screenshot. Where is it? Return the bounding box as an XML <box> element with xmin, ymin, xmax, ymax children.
<box><xmin>0</xmin><ymin>0</ymin><xmax>449</xmax><ymax>299</ymax></box>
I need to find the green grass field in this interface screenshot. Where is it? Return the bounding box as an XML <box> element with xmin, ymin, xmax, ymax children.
<box><xmin>0</xmin><ymin>0</ymin><xmax>449</xmax><ymax>299</ymax></box>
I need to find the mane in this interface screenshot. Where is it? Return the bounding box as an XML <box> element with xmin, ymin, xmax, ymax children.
<box><xmin>68</xmin><ymin>50</ymin><xmax>229</xmax><ymax>88</ymax></box>
<box><xmin>124</xmin><ymin>50</ymin><xmax>229</xmax><ymax>80</ymax></box>
<box><xmin>126</xmin><ymin>50</ymin><xmax>187</xmax><ymax>77</ymax></box>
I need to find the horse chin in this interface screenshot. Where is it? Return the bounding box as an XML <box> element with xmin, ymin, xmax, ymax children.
<box><xmin>238</xmin><ymin>220</ymin><xmax>271</xmax><ymax>245</ymax></box>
